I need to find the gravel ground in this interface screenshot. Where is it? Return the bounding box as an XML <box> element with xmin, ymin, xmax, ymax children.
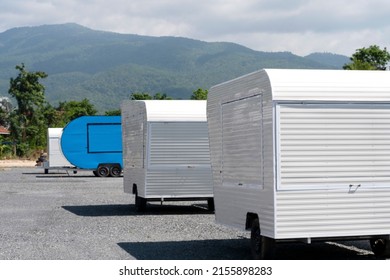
<box><xmin>0</xmin><ymin>167</ymin><xmax>379</xmax><ymax>260</ymax></box>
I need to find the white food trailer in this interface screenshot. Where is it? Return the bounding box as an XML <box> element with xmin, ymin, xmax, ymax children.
<box><xmin>42</xmin><ymin>128</ymin><xmax>74</xmax><ymax>173</ymax></box>
<box><xmin>121</xmin><ymin>100</ymin><xmax>214</xmax><ymax>211</ymax></box>
<box><xmin>207</xmin><ymin>69</ymin><xmax>390</xmax><ymax>258</ymax></box>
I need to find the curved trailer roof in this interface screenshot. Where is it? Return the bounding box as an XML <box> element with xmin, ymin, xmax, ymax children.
<box><xmin>212</xmin><ymin>69</ymin><xmax>390</xmax><ymax>102</ymax></box>
<box><xmin>122</xmin><ymin>100</ymin><xmax>207</xmax><ymax>122</ymax></box>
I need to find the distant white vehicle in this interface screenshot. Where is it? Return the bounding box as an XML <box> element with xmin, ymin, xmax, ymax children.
<box><xmin>207</xmin><ymin>69</ymin><xmax>390</xmax><ymax>259</ymax></box>
<box><xmin>121</xmin><ymin>100</ymin><xmax>214</xmax><ymax>211</ymax></box>
<box><xmin>41</xmin><ymin>128</ymin><xmax>74</xmax><ymax>173</ymax></box>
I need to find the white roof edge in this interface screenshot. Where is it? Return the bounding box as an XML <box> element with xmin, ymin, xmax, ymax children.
<box><xmin>128</xmin><ymin>100</ymin><xmax>207</xmax><ymax>121</ymax></box>
<box><xmin>48</xmin><ymin>128</ymin><xmax>64</xmax><ymax>137</ymax></box>
<box><xmin>263</xmin><ymin>69</ymin><xmax>390</xmax><ymax>102</ymax></box>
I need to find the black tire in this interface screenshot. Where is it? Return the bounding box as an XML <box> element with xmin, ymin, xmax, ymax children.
<box><xmin>250</xmin><ymin>218</ymin><xmax>274</xmax><ymax>259</ymax></box>
<box><xmin>96</xmin><ymin>165</ymin><xmax>110</xmax><ymax>177</ymax></box>
<box><xmin>370</xmin><ymin>238</ymin><xmax>390</xmax><ymax>258</ymax></box>
<box><xmin>44</xmin><ymin>169</ymin><xmax>49</xmax><ymax>174</ymax></box>
<box><xmin>135</xmin><ymin>195</ymin><xmax>147</xmax><ymax>212</ymax></box>
<box><xmin>109</xmin><ymin>165</ymin><xmax>122</xmax><ymax>177</ymax></box>
<box><xmin>207</xmin><ymin>198</ymin><xmax>215</xmax><ymax>212</ymax></box>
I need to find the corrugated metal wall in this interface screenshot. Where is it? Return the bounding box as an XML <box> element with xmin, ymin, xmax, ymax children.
<box><xmin>276</xmin><ymin>188</ymin><xmax>390</xmax><ymax>239</ymax></box>
<box><xmin>277</xmin><ymin>103</ymin><xmax>390</xmax><ymax>189</ymax></box>
<box><xmin>145</xmin><ymin>122</ymin><xmax>213</xmax><ymax>198</ymax></box>
<box><xmin>207</xmin><ymin>70</ymin><xmax>276</xmax><ymax>235</ymax></box>
<box><xmin>121</xmin><ymin>101</ymin><xmax>146</xmax><ymax>195</ymax></box>
<box><xmin>276</xmin><ymin>103</ymin><xmax>390</xmax><ymax>238</ymax></box>
<box><xmin>208</xmin><ymin>69</ymin><xmax>390</xmax><ymax>240</ymax></box>
<box><xmin>221</xmin><ymin>95</ymin><xmax>264</xmax><ymax>189</ymax></box>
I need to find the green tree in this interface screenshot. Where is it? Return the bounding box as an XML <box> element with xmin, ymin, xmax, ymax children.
<box><xmin>130</xmin><ymin>92</ymin><xmax>173</xmax><ymax>100</ymax></box>
<box><xmin>0</xmin><ymin>97</ymin><xmax>13</xmax><ymax>127</ymax></box>
<box><xmin>41</xmin><ymin>103</ymin><xmax>64</xmax><ymax>128</ymax></box>
<box><xmin>191</xmin><ymin>88</ymin><xmax>208</xmax><ymax>100</ymax></box>
<box><xmin>343</xmin><ymin>45</ymin><xmax>390</xmax><ymax>70</ymax></box>
<box><xmin>153</xmin><ymin>93</ymin><xmax>172</xmax><ymax>100</ymax></box>
<box><xmin>130</xmin><ymin>92</ymin><xmax>153</xmax><ymax>100</ymax></box>
<box><xmin>105</xmin><ymin>109</ymin><xmax>121</xmax><ymax>116</ymax></box>
<box><xmin>56</xmin><ymin>99</ymin><xmax>97</xmax><ymax>126</ymax></box>
<box><xmin>8</xmin><ymin>63</ymin><xmax>48</xmax><ymax>156</ymax></box>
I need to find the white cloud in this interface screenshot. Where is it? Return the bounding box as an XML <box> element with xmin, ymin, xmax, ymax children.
<box><xmin>0</xmin><ymin>0</ymin><xmax>390</xmax><ymax>56</ymax></box>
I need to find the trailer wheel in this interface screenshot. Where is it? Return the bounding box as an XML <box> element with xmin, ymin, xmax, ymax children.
<box><xmin>250</xmin><ymin>218</ymin><xmax>274</xmax><ymax>259</ymax></box>
<box><xmin>135</xmin><ymin>195</ymin><xmax>147</xmax><ymax>212</ymax></box>
<box><xmin>370</xmin><ymin>237</ymin><xmax>390</xmax><ymax>258</ymax></box>
<box><xmin>97</xmin><ymin>165</ymin><xmax>110</xmax><ymax>177</ymax></box>
<box><xmin>109</xmin><ymin>165</ymin><xmax>122</xmax><ymax>177</ymax></box>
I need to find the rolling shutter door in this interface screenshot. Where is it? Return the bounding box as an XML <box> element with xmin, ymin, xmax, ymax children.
<box><xmin>277</xmin><ymin>103</ymin><xmax>390</xmax><ymax>190</ymax></box>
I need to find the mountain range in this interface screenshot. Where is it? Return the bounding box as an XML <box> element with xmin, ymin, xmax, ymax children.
<box><xmin>0</xmin><ymin>23</ymin><xmax>350</xmax><ymax>112</ymax></box>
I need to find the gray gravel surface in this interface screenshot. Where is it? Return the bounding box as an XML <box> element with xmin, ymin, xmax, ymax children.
<box><xmin>0</xmin><ymin>167</ymin><xmax>378</xmax><ymax>260</ymax></box>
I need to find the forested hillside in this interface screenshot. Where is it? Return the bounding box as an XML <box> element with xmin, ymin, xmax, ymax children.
<box><xmin>0</xmin><ymin>23</ymin><xmax>348</xmax><ymax>112</ymax></box>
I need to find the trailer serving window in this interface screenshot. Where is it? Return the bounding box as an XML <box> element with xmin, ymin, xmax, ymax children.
<box><xmin>147</xmin><ymin>122</ymin><xmax>211</xmax><ymax>168</ymax></box>
<box><xmin>221</xmin><ymin>94</ymin><xmax>264</xmax><ymax>189</ymax></box>
<box><xmin>87</xmin><ymin>123</ymin><xmax>122</xmax><ymax>153</ymax></box>
<box><xmin>276</xmin><ymin>103</ymin><xmax>390</xmax><ymax>191</ymax></box>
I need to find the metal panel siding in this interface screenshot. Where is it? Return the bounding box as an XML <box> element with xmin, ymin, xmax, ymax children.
<box><xmin>276</xmin><ymin>189</ymin><xmax>390</xmax><ymax>238</ymax></box>
<box><xmin>145</xmin><ymin>122</ymin><xmax>213</xmax><ymax>197</ymax></box>
<box><xmin>208</xmin><ymin>69</ymin><xmax>390</xmax><ymax>240</ymax></box>
<box><xmin>121</xmin><ymin>101</ymin><xmax>147</xmax><ymax>195</ymax></box>
<box><xmin>207</xmin><ymin>70</ymin><xmax>276</xmax><ymax>235</ymax></box>
<box><xmin>221</xmin><ymin>95</ymin><xmax>264</xmax><ymax>188</ymax></box>
<box><xmin>277</xmin><ymin>104</ymin><xmax>390</xmax><ymax>189</ymax></box>
<box><xmin>276</xmin><ymin>103</ymin><xmax>390</xmax><ymax>239</ymax></box>
<box><xmin>145</xmin><ymin>169</ymin><xmax>213</xmax><ymax>197</ymax></box>
<box><xmin>148</xmin><ymin>122</ymin><xmax>210</xmax><ymax>166</ymax></box>
<box><xmin>121</xmin><ymin>100</ymin><xmax>213</xmax><ymax>199</ymax></box>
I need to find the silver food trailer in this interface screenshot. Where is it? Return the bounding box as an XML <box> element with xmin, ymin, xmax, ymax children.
<box><xmin>207</xmin><ymin>69</ymin><xmax>390</xmax><ymax>258</ymax></box>
<box><xmin>121</xmin><ymin>100</ymin><xmax>214</xmax><ymax>211</ymax></box>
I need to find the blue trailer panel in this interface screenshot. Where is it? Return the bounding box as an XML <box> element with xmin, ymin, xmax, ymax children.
<box><xmin>61</xmin><ymin>116</ymin><xmax>123</xmax><ymax>176</ymax></box>
<box><xmin>88</xmin><ymin>123</ymin><xmax>122</xmax><ymax>153</ymax></box>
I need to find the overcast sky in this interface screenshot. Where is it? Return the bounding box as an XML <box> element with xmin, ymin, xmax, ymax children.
<box><xmin>1</xmin><ymin>0</ymin><xmax>390</xmax><ymax>56</ymax></box>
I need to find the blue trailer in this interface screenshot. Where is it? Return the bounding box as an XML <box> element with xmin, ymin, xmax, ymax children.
<box><xmin>61</xmin><ymin>116</ymin><xmax>123</xmax><ymax>177</ymax></box>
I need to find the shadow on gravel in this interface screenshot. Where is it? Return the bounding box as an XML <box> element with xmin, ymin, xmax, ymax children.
<box><xmin>23</xmin><ymin>171</ymin><xmax>95</xmax><ymax>178</ymax></box>
<box><xmin>118</xmin><ymin>239</ymin><xmax>250</xmax><ymax>260</ymax></box>
<box><xmin>118</xmin><ymin>239</ymin><xmax>376</xmax><ymax>260</ymax></box>
<box><xmin>35</xmin><ymin>175</ymin><xmax>96</xmax><ymax>178</ymax></box>
<box><xmin>23</xmin><ymin>171</ymin><xmax>123</xmax><ymax>178</ymax></box>
<box><xmin>62</xmin><ymin>203</ymin><xmax>214</xmax><ymax>217</ymax></box>
<box><xmin>62</xmin><ymin>204</ymin><xmax>133</xmax><ymax>216</ymax></box>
